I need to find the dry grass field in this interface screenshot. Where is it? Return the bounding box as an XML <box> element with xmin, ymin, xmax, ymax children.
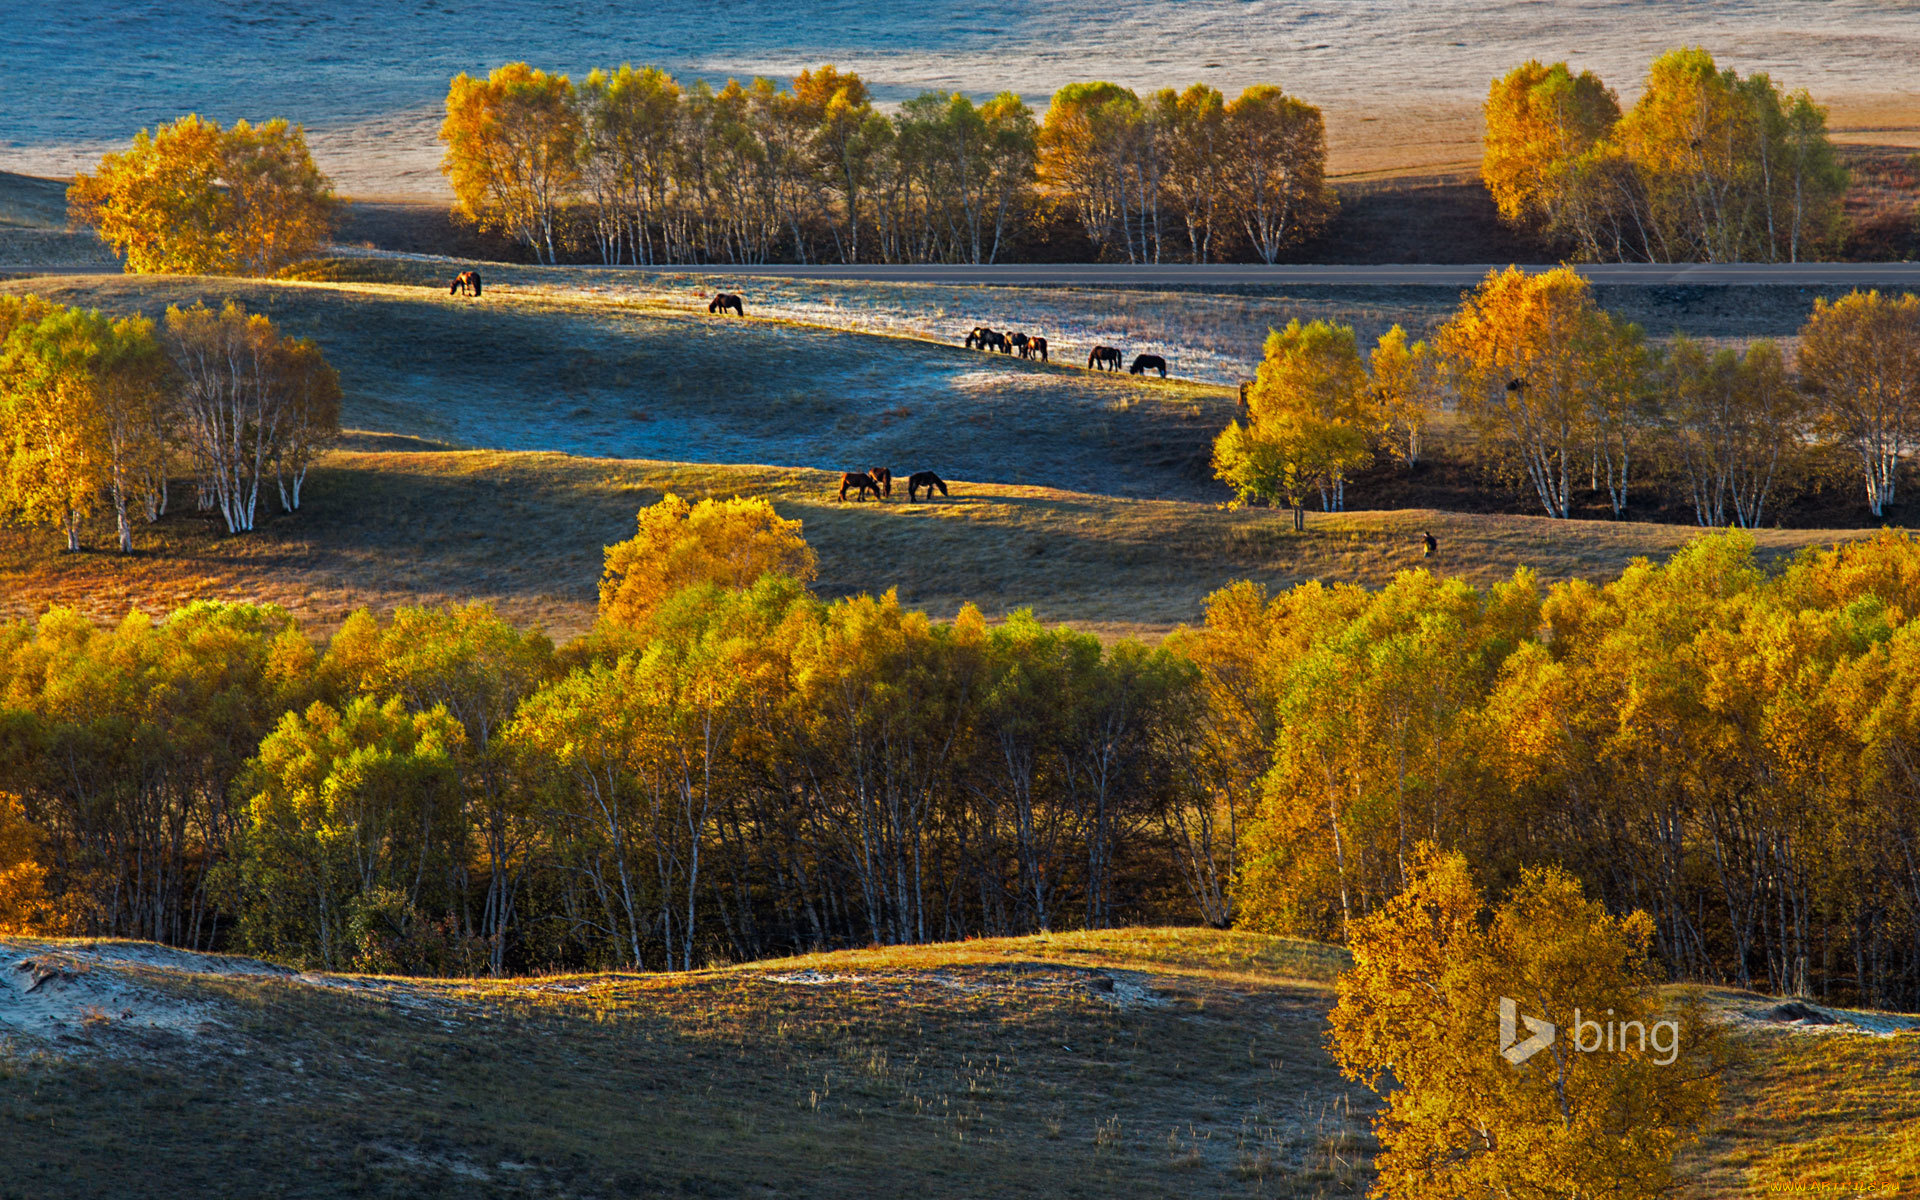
<box><xmin>2</xmin><ymin>928</ymin><xmax>1913</xmax><ymax>1199</ymax></box>
<box><xmin>0</xmin><ymin>442</ymin><xmax>1880</xmax><ymax>643</ymax></box>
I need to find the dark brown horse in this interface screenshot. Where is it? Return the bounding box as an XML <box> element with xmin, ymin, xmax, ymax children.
<box><xmin>839</xmin><ymin>471</ymin><xmax>881</xmax><ymax>501</ymax></box>
<box><xmin>868</xmin><ymin>467</ymin><xmax>893</xmax><ymax>497</ymax></box>
<box><xmin>1009</xmin><ymin>332</ymin><xmax>1031</xmax><ymax>357</ymax></box>
<box><xmin>449</xmin><ymin>270</ymin><xmax>483</xmax><ymax>297</ymax></box>
<box><xmin>1029</xmin><ymin>336</ymin><xmax>1048</xmax><ymax>363</ymax></box>
<box><xmin>907</xmin><ymin>471</ymin><xmax>948</xmax><ymax>503</ymax></box>
<box><xmin>1088</xmin><ymin>345</ymin><xmax>1123</xmax><ymax>371</ymax></box>
<box><xmin>709</xmin><ymin>293</ymin><xmax>744</xmax><ymax>315</ymax></box>
<box><xmin>1129</xmin><ymin>353</ymin><xmax>1167</xmax><ymax>377</ymax></box>
<box><xmin>965</xmin><ymin>326</ymin><xmax>1009</xmax><ymax>352</ymax></box>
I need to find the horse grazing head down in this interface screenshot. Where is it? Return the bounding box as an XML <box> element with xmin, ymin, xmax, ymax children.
<box><xmin>838</xmin><ymin>471</ymin><xmax>880</xmax><ymax>501</ymax></box>
<box><xmin>907</xmin><ymin>471</ymin><xmax>948</xmax><ymax>503</ymax></box>
<box><xmin>867</xmin><ymin>467</ymin><xmax>893</xmax><ymax>497</ymax></box>
<box><xmin>1129</xmin><ymin>354</ymin><xmax>1167</xmax><ymax>377</ymax></box>
<box><xmin>710</xmin><ymin>293</ymin><xmax>744</xmax><ymax>315</ymax></box>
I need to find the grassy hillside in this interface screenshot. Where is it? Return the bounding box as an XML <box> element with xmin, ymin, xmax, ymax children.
<box><xmin>0</xmin><ymin>929</ymin><xmax>1375</xmax><ymax>1200</ymax></box>
<box><xmin>0</xmin><ymin>274</ymin><xmax>1234</xmax><ymax>501</ymax></box>
<box><xmin>2</xmin><ymin>929</ymin><xmax>1914</xmax><ymax>1198</ymax></box>
<box><xmin>0</xmin><ymin>442</ymin><xmax>1878</xmax><ymax>641</ymax></box>
<box><xmin>0</xmin><ymin>172</ymin><xmax>115</xmax><ymax>268</ymax></box>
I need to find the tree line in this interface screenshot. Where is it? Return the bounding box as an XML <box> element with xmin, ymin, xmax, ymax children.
<box><xmin>1234</xmin><ymin>530</ymin><xmax>1920</xmax><ymax>1012</ymax></box>
<box><xmin>0</xmin><ymin>296</ymin><xmax>341</xmax><ymax>549</ymax></box>
<box><xmin>1215</xmin><ymin>271</ymin><xmax>1920</xmax><ymax>522</ymax></box>
<box><xmin>6</xmin><ymin>494</ymin><xmax>1920</xmax><ymax>1010</ymax></box>
<box><xmin>438</xmin><ymin>62</ymin><xmax>1333</xmax><ymax>266</ymax></box>
<box><xmin>1483</xmin><ymin>48</ymin><xmax>1848</xmax><ymax>262</ymax></box>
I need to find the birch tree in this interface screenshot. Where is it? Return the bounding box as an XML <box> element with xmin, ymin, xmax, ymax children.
<box><xmin>1663</xmin><ymin>336</ymin><xmax>1804</xmax><ymax>527</ymax></box>
<box><xmin>1798</xmin><ymin>290</ymin><xmax>1920</xmax><ymax>517</ymax></box>
<box><xmin>1224</xmin><ymin>85</ymin><xmax>1334</xmax><ymax>264</ymax></box>
<box><xmin>1437</xmin><ymin>267</ymin><xmax>1616</xmax><ymax>518</ymax></box>
<box><xmin>441</xmin><ymin>63</ymin><xmax>582</xmax><ymax>264</ymax></box>
<box><xmin>165</xmin><ymin>301</ymin><xmax>333</xmax><ymax>533</ymax></box>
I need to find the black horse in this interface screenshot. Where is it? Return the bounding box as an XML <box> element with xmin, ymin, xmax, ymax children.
<box><xmin>1129</xmin><ymin>354</ymin><xmax>1167</xmax><ymax>378</ymax></box>
<box><xmin>709</xmin><ymin>293</ymin><xmax>744</xmax><ymax>315</ymax></box>
<box><xmin>1422</xmin><ymin>530</ymin><xmax>1437</xmax><ymax>558</ymax></box>
<box><xmin>1088</xmin><ymin>345</ymin><xmax>1123</xmax><ymax>371</ymax></box>
<box><xmin>907</xmin><ymin>471</ymin><xmax>948</xmax><ymax>503</ymax></box>
<box><xmin>839</xmin><ymin>471</ymin><xmax>882</xmax><ymax>501</ymax></box>
<box><xmin>1029</xmin><ymin>336</ymin><xmax>1049</xmax><ymax>363</ymax></box>
<box><xmin>868</xmin><ymin>467</ymin><xmax>894</xmax><ymax>498</ymax></box>
<box><xmin>1009</xmin><ymin>332</ymin><xmax>1031</xmax><ymax>357</ymax></box>
<box><xmin>449</xmin><ymin>270</ymin><xmax>483</xmax><ymax>297</ymax></box>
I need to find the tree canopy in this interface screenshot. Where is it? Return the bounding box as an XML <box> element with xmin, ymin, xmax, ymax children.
<box><xmin>69</xmin><ymin>115</ymin><xmax>337</xmax><ymax>275</ymax></box>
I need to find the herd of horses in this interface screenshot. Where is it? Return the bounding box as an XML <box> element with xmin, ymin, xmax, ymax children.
<box><xmin>967</xmin><ymin>328</ymin><xmax>1166</xmax><ymax>377</ymax></box>
<box><xmin>439</xmin><ymin>280</ymin><xmax>1182</xmax><ymax>506</ymax></box>
<box><xmin>965</xmin><ymin>326</ymin><xmax>1049</xmax><ymax>361</ymax></box>
<box><xmin>838</xmin><ymin>467</ymin><xmax>948</xmax><ymax>503</ymax></box>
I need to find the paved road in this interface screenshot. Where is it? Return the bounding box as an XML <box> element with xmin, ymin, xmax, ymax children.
<box><xmin>608</xmin><ymin>262</ymin><xmax>1920</xmax><ymax>287</ymax></box>
<box><xmin>8</xmin><ymin>261</ymin><xmax>1920</xmax><ymax>287</ymax></box>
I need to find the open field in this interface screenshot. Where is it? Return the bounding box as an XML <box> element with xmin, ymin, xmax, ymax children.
<box><xmin>2</xmin><ymin>929</ymin><xmax>1915</xmax><ymax>1198</ymax></box>
<box><xmin>0</xmin><ymin>442</ymin><xmax>1882</xmax><ymax>643</ymax></box>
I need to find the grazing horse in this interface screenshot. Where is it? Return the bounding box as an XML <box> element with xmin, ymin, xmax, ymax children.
<box><xmin>1129</xmin><ymin>353</ymin><xmax>1167</xmax><ymax>378</ymax></box>
<box><xmin>1029</xmin><ymin>336</ymin><xmax>1048</xmax><ymax>363</ymax></box>
<box><xmin>1009</xmin><ymin>332</ymin><xmax>1031</xmax><ymax>358</ymax></box>
<box><xmin>907</xmin><ymin>471</ymin><xmax>948</xmax><ymax>503</ymax></box>
<box><xmin>965</xmin><ymin>326</ymin><xmax>989</xmax><ymax>349</ymax></box>
<box><xmin>709</xmin><ymin>293</ymin><xmax>744</xmax><ymax>315</ymax></box>
<box><xmin>1422</xmin><ymin>530</ymin><xmax>1437</xmax><ymax>558</ymax></box>
<box><xmin>868</xmin><ymin>467</ymin><xmax>893</xmax><ymax>498</ymax></box>
<box><xmin>839</xmin><ymin>471</ymin><xmax>881</xmax><ymax>501</ymax></box>
<box><xmin>449</xmin><ymin>270</ymin><xmax>482</xmax><ymax>297</ymax></box>
<box><xmin>1088</xmin><ymin>345</ymin><xmax>1123</xmax><ymax>371</ymax></box>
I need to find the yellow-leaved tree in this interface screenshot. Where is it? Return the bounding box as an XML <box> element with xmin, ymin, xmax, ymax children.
<box><xmin>1368</xmin><ymin>324</ymin><xmax>1439</xmax><ymax>469</ymax></box>
<box><xmin>599</xmin><ymin>493</ymin><xmax>818</xmax><ymax>629</ymax></box>
<box><xmin>68</xmin><ymin>114</ymin><xmax>336</xmax><ymax>275</ymax></box>
<box><xmin>1436</xmin><ymin>266</ymin><xmax>1648</xmax><ymax>518</ymax></box>
<box><xmin>1331</xmin><ymin>849</ymin><xmax>1722</xmax><ymax>1200</ymax></box>
<box><xmin>1213</xmin><ymin>318</ymin><xmax>1373</xmax><ymax>526</ymax></box>
<box><xmin>440</xmin><ymin>63</ymin><xmax>582</xmax><ymax>264</ymax></box>
<box><xmin>0</xmin><ymin>792</ymin><xmax>49</xmax><ymax>935</ymax></box>
<box><xmin>1797</xmin><ymin>289</ymin><xmax>1920</xmax><ymax>518</ymax></box>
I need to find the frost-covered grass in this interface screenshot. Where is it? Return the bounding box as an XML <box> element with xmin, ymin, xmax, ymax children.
<box><xmin>3</xmin><ymin>928</ymin><xmax>1912</xmax><ymax>1198</ymax></box>
<box><xmin>0</xmin><ymin>927</ymin><xmax>1378</xmax><ymax>1198</ymax></box>
<box><xmin>2</xmin><ymin>273</ymin><xmax>1234</xmax><ymax>500</ymax></box>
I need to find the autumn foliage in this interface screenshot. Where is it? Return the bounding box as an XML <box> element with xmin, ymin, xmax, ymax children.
<box><xmin>1224</xmin><ymin>271</ymin><xmax>1920</xmax><ymax>523</ymax></box>
<box><xmin>69</xmin><ymin>114</ymin><xmax>337</xmax><ymax>276</ymax></box>
<box><xmin>440</xmin><ymin>62</ymin><xmax>1330</xmax><ymax>264</ymax></box>
<box><xmin>1332</xmin><ymin>851</ymin><xmax>1722</xmax><ymax>1199</ymax></box>
<box><xmin>1483</xmin><ymin>49</ymin><xmax>1846</xmax><ymax>261</ymax></box>
<box><xmin>598</xmin><ymin>492</ymin><xmax>817</xmax><ymax>629</ymax></box>
<box><xmin>0</xmin><ymin>295</ymin><xmax>340</xmax><ymax>550</ymax></box>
